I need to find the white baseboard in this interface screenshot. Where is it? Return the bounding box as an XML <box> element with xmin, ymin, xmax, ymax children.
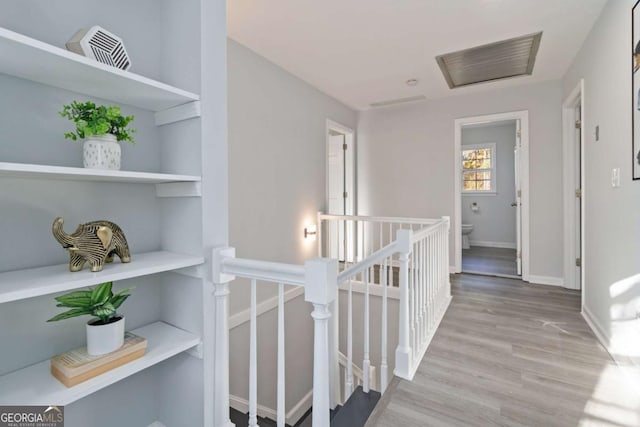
<box><xmin>229</xmin><ymin>287</ymin><xmax>305</xmax><ymax>329</ymax></box>
<box><xmin>582</xmin><ymin>305</ymin><xmax>640</xmax><ymax>396</ymax></box>
<box><xmin>527</xmin><ymin>275</ymin><xmax>564</xmax><ymax>287</ymax></box>
<box><xmin>449</xmin><ymin>266</ymin><xmax>457</xmax><ymax>274</ymax></box>
<box><xmin>582</xmin><ymin>305</ymin><xmax>610</xmax><ymax>348</ymax></box>
<box><xmin>469</xmin><ymin>240</ymin><xmax>516</xmax><ymax>249</ymax></box>
<box><xmin>285</xmin><ymin>390</ymin><xmax>313</xmax><ymax>425</ymax></box>
<box><xmin>230</xmin><ymin>390</ymin><xmax>312</xmax><ymax>425</ymax></box>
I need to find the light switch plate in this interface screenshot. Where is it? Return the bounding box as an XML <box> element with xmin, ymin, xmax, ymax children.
<box><xmin>611</xmin><ymin>168</ymin><xmax>621</xmax><ymax>188</ymax></box>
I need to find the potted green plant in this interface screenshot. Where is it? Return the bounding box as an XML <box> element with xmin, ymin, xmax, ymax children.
<box><xmin>48</xmin><ymin>282</ymin><xmax>133</xmax><ymax>356</ymax></box>
<box><xmin>60</xmin><ymin>101</ymin><xmax>135</xmax><ymax>170</ymax></box>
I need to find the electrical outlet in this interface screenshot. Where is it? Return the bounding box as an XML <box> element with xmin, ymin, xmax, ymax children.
<box><xmin>611</xmin><ymin>168</ymin><xmax>621</xmax><ymax>188</ymax></box>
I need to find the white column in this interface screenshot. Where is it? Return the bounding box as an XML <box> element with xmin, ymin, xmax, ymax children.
<box><xmin>394</xmin><ymin>229</ymin><xmax>413</xmax><ymax>380</ymax></box>
<box><xmin>305</xmin><ymin>258</ymin><xmax>338</xmax><ymax>427</ymax></box>
<box><xmin>212</xmin><ymin>247</ymin><xmax>236</xmax><ymax>427</ymax></box>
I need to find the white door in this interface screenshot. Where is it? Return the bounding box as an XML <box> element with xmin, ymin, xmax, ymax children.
<box><xmin>575</xmin><ymin>105</ymin><xmax>582</xmax><ymax>288</ymax></box>
<box><xmin>514</xmin><ymin>120</ymin><xmax>523</xmax><ymax>276</ymax></box>
<box><xmin>328</xmin><ymin>134</ymin><xmax>347</xmax><ymax>260</ymax></box>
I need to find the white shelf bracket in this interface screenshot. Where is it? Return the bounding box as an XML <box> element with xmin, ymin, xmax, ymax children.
<box><xmin>154</xmin><ymin>101</ymin><xmax>201</xmax><ymax>126</ymax></box>
<box><xmin>186</xmin><ymin>341</ymin><xmax>204</xmax><ymax>360</ymax></box>
<box><xmin>156</xmin><ymin>182</ymin><xmax>201</xmax><ymax>198</ymax></box>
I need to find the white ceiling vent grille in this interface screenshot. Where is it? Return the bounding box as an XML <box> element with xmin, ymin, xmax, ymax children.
<box><xmin>436</xmin><ymin>32</ymin><xmax>542</xmax><ymax>89</ymax></box>
<box><xmin>66</xmin><ymin>26</ymin><xmax>132</xmax><ymax>71</ymax></box>
<box><xmin>370</xmin><ymin>95</ymin><xmax>427</xmax><ymax>108</ymax></box>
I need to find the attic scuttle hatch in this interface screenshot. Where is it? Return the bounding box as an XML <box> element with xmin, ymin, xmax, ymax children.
<box><xmin>66</xmin><ymin>26</ymin><xmax>132</xmax><ymax>71</ymax></box>
<box><xmin>436</xmin><ymin>32</ymin><xmax>542</xmax><ymax>89</ymax></box>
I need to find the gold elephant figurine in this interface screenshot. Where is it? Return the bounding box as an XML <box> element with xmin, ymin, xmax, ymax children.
<box><xmin>52</xmin><ymin>217</ymin><xmax>131</xmax><ymax>272</ymax></box>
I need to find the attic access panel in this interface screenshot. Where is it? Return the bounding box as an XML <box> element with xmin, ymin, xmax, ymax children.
<box><xmin>436</xmin><ymin>32</ymin><xmax>542</xmax><ymax>89</ymax></box>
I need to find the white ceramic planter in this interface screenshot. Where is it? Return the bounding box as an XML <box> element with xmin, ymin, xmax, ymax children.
<box><xmin>86</xmin><ymin>316</ymin><xmax>125</xmax><ymax>356</ymax></box>
<box><xmin>83</xmin><ymin>134</ymin><xmax>121</xmax><ymax>170</ymax></box>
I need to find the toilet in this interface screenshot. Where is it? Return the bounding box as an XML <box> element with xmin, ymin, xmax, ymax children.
<box><xmin>461</xmin><ymin>224</ymin><xmax>474</xmax><ymax>249</ymax></box>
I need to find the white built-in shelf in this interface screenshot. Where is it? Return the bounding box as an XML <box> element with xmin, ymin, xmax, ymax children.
<box><xmin>0</xmin><ymin>251</ymin><xmax>204</xmax><ymax>304</ymax></box>
<box><xmin>0</xmin><ymin>162</ymin><xmax>201</xmax><ymax>184</ymax></box>
<box><xmin>0</xmin><ymin>27</ymin><xmax>199</xmax><ymax>111</ymax></box>
<box><xmin>0</xmin><ymin>322</ymin><xmax>200</xmax><ymax>405</ymax></box>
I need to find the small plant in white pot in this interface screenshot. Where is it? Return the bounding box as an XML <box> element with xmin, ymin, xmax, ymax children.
<box><xmin>48</xmin><ymin>282</ymin><xmax>133</xmax><ymax>356</ymax></box>
<box><xmin>60</xmin><ymin>101</ymin><xmax>135</xmax><ymax>170</ymax></box>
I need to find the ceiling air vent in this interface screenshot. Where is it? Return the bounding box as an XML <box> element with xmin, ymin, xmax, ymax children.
<box><xmin>370</xmin><ymin>95</ymin><xmax>426</xmax><ymax>108</ymax></box>
<box><xmin>436</xmin><ymin>32</ymin><xmax>542</xmax><ymax>89</ymax></box>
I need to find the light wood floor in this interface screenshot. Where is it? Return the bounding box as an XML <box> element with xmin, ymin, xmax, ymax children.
<box><xmin>367</xmin><ymin>274</ymin><xmax>640</xmax><ymax>427</ymax></box>
<box><xmin>462</xmin><ymin>246</ymin><xmax>519</xmax><ymax>277</ymax></box>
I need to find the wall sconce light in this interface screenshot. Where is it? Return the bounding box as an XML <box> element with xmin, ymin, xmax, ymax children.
<box><xmin>304</xmin><ymin>224</ymin><xmax>317</xmax><ymax>239</ymax></box>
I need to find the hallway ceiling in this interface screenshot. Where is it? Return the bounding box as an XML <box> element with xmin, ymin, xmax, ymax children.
<box><xmin>228</xmin><ymin>0</ymin><xmax>606</xmax><ymax>111</ymax></box>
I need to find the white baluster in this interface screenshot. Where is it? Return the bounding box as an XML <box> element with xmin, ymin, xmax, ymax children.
<box><xmin>249</xmin><ymin>279</ymin><xmax>258</xmax><ymax>427</ymax></box>
<box><xmin>277</xmin><ymin>284</ymin><xmax>285</xmax><ymax>427</ymax></box>
<box><xmin>418</xmin><ymin>239</ymin><xmax>424</xmax><ymax>347</ymax></box>
<box><xmin>410</xmin><ymin>245</ymin><xmax>416</xmax><ymax>359</ymax></box>
<box><xmin>389</xmin><ymin>223</ymin><xmax>393</xmax><ymax>249</ymax></box>
<box><xmin>444</xmin><ymin>217</ymin><xmax>451</xmax><ymax>297</ymax></box>
<box><xmin>346</xmin><ymin>279</ymin><xmax>353</xmax><ymax>398</ymax></box>
<box><xmin>363</xmin><ymin>269</ymin><xmax>371</xmax><ymax>392</ymax></box>
<box><xmin>394</xmin><ymin>229</ymin><xmax>412</xmax><ymax>379</ymax></box>
<box><xmin>305</xmin><ymin>258</ymin><xmax>337</xmax><ymax>427</ymax></box>
<box><xmin>431</xmin><ymin>233</ymin><xmax>435</xmax><ymax>330</ymax></box>
<box><xmin>380</xmin><ymin>257</ymin><xmax>389</xmax><ymax>393</ymax></box>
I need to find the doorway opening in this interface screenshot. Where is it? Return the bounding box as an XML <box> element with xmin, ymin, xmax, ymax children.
<box><xmin>454</xmin><ymin>111</ymin><xmax>530</xmax><ymax>281</ymax></box>
<box><xmin>562</xmin><ymin>80</ymin><xmax>584</xmax><ymax>297</ymax></box>
<box><xmin>326</xmin><ymin>119</ymin><xmax>355</xmax><ymax>262</ymax></box>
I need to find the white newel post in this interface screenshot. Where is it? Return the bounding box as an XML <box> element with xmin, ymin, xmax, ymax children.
<box><xmin>305</xmin><ymin>258</ymin><xmax>338</xmax><ymax>427</ymax></box>
<box><xmin>212</xmin><ymin>247</ymin><xmax>237</xmax><ymax>427</ymax></box>
<box><xmin>394</xmin><ymin>229</ymin><xmax>413</xmax><ymax>380</ymax></box>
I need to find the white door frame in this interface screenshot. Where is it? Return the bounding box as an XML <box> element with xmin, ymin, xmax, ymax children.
<box><xmin>454</xmin><ymin>111</ymin><xmax>530</xmax><ymax>281</ymax></box>
<box><xmin>325</xmin><ymin>118</ymin><xmax>355</xmax><ymax>410</ymax></box>
<box><xmin>326</xmin><ymin>119</ymin><xmax>356</xmax><ymax>216</ymax></box>
<box><xmin>562</xmin><ymin>80</ymin><xmax>585</xmax><ymax>294</ymax></box>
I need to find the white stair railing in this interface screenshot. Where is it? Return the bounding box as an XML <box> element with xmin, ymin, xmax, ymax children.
<box><xmin>212</xmin><ymin>214</ymin><xmax>451</xmax><ymax>427</ymax></box>
<box><xmin>318</xmin><ymin>214</ymin><xmax>452</xmax><ymax>396</ymax></box>
<box><xmin>212</xmin><ymin>252</ymin><xmax>337</xmax><ymax>427</ymax></box>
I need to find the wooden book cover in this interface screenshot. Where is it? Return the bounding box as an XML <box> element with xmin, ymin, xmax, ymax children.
<box><xmin>51</xmin><ymin>332</ymin><xmax>147</xmax><ymax>387</ymax></box>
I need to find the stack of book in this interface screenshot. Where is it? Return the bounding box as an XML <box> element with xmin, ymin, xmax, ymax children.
<box><xmin>51</xmin><ymin>332</ymin><xmax>147</xmax><ymax>387</ymax></box>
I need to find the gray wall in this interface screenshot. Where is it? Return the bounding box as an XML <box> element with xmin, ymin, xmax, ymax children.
<box><xmin>227</xmin><ymin>39</ymin><xmax>357</xmax><ymax>415</ymax></box>
<box><xmin>563</xmin><ymin>0</ymin><xmax>640</xmax><ymax>357</ymax></box>
<box><xmin>461</xmin><ymin>122</ymin><xmax>517</xmax><ymax>247</ymax></box>
<box><xmin>357</xmin><ymin>80</ymin><xmax>564</xmax><ymax>279</ymax></box>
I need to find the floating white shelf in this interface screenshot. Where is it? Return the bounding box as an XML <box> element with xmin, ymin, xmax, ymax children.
<box><xmin>0</xmin><ymin>27</ymin><xmax>199</xmax><ymax>111</ymax></box>
<box><xmin>0</xmin><ymin>162</ymin><xmax>201</xmax><ymax>184</ymax></box>
<box><xmin>0</xmin><ymin>322</ymin><xmax>200</xmax><ymax>405</ymax></box>
<box><xmin>0</xmin><ymin>251</ymin><xmax>205</xmax><ymax>304</ymax></box>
